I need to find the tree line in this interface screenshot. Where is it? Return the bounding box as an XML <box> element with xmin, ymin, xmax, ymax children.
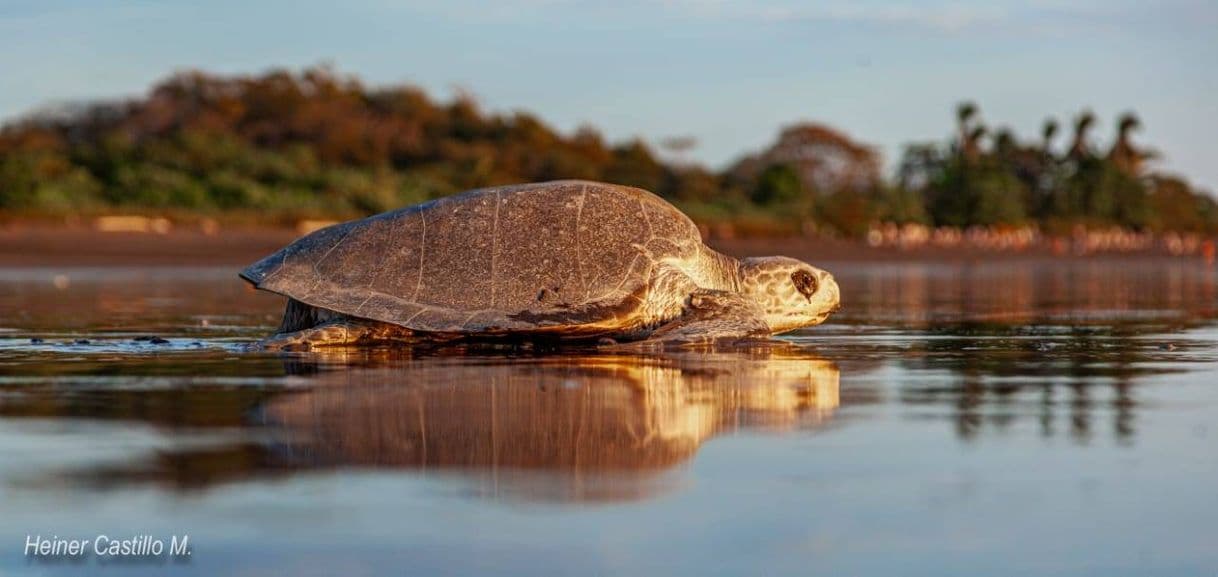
<box><xmin>1</xmin><ymin>67</ymin><xmax>1214</xmax><ymax>235</ymax></box>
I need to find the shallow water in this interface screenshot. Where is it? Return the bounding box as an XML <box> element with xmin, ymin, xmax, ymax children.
<box><xmin>1</xmin><ymin>259</ymin><xmax>1216</xmax><ymax>576</ymax></box>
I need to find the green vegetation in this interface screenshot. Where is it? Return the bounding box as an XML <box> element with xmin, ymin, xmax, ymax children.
<box><xmin>894</xmin><ymin>104</ymin><xmax>1217</xmax><ymax>235</ymax></box>
<box><xmin>1</xmin><ymin>68</ymin><xmax>1214</xmax><ymax>234</ymax></box>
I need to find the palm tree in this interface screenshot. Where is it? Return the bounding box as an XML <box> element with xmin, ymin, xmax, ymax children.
<box><xmin>955</xmin><ymin>102</ymin><xmax>983</xmax><ymax>162</ymax></box>
<box><xmin>1068</xmin><ymin>110</ymin><xmax>1096</xmax><ymax>160</ymax></box>
<box><xmin>963</xmin><ymin>126</ymin><xmax>987</xmax><ymax>162</ymax></box>
<box><xmin>1033</xmin><ymin>118</ymin><xmax>1063</xmax><ymax>217</ymax></box>
<box><xmin>993</xmin><ymin>128</ymin><xmax>1017</xmax><ymax>158</ymax></box>
<box><xmin>957</xmin><ymin>101</ymin><xmax>978</xmax><ymax>129</ymax></box>
<box><xmin>1041</xmin><ymin>118</ymin><xmax>1059</xmax><ymax>156</ymax></box>
<box><xmin>1108</xmin><ymin>112</ymin><xmax>1145</xmax><ymax>176</ymax></box>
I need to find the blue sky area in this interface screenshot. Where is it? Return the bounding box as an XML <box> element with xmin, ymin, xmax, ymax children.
<box><xmin>2</xmin><ymin>0</ymin><xmax>1214</xmax><ymax>191</ymax></box>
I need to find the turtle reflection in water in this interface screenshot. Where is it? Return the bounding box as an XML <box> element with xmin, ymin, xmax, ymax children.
<box><xmin>242</xmin><ymin>180</ymin><xmax>841</xmax><ymax>349</ymax></box>
<box><xmin>261</xmin><ymin>347</ymin><xmax>840</xmax><ymax>502</ymax></box>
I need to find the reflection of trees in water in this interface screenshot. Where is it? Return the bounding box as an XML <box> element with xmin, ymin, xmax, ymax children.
<box><xmin>820</xmin><ymin>260</ymin><xmax>1217</xmax><ymax>442</ymax></box>
<box><xmin>892</xmin><ymin>323</ymin><xmax>1204</xmax><ymax>443</ymax></box>
<box><xmin>4</xmin><ymin>346</ymin><xmax>839</xmax><ymax>503</ymax></box>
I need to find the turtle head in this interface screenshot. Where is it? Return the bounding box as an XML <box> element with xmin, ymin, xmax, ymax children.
<box><xmin>738</xmin><ymin>257</ymin><xmax>841</xmax><ymax>334</ymax></box>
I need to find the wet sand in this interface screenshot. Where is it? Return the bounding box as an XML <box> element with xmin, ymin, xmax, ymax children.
<box><xmin>0</xmin><ymin>225</ymin><xmax>296</xmax><ymax>267</ymax></box>
<box><xmin>0</xmin><ymin>223</ymin><xmax>1199</xmax><ymax>267</ymax></box>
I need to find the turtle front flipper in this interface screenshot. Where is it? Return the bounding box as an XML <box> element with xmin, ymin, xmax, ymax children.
<box><xmin>254</xmin><ymin>319</ymin><xmax>420</xmax><ymax>351</ymax></box>
<box><xmin>618</xmin><ymin>289</ymin><xmax>772</xmax><ymax>348</ymax></box>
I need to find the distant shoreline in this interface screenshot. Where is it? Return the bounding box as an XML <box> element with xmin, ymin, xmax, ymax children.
<box><xmin>4</xmin><ymin>221</ymin><xmax>1212</xmax><ymax>268</ymax></box>
<box><xmin>4</xmin><ymin>68</ymin><xmax>1215</xmax><ymax>247</ymax></box>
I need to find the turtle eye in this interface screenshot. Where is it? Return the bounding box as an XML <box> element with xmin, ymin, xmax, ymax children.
<box><xmin>792</xmin><ymin>270</ymin><xmax>818</xmax><ymax>298</ymax></box>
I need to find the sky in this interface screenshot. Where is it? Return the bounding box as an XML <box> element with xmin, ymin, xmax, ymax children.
<box><xmin>1</xmin><ymin>0</ymin><xmax>1215</xmax><ymax>192</ymax></box>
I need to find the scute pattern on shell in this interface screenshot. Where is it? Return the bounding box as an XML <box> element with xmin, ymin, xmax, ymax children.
<box><xmin>241</xmin><ymin>180</ymin><xmax>705</xmax><ymax>333</ymax></box>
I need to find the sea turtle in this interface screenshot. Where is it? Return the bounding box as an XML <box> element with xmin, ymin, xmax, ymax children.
<box><xmin>241</xmin><ymin>180</ymin><xmax>840</xmax><ymax>349</ymax></box>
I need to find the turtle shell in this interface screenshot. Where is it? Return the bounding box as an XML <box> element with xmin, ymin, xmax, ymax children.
<box><xmin>241</xmin><ymin>180</ymin><xmax>704</xmax><ymax>334</ymax></box>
